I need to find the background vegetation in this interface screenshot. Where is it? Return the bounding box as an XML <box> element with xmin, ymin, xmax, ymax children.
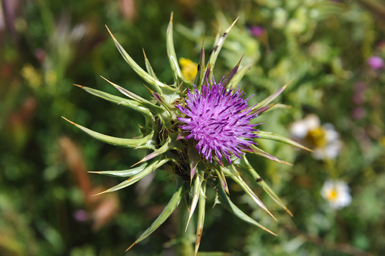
<box><xmin>1</xmin><ymin>0</ymin><xmax>384</xmax><ymax>255</ymax></box>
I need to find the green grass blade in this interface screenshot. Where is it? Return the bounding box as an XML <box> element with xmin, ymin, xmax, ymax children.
<box><xmin>94</xmin><ymin>159</ymin><xmax>170</xmax><ymax>196</ymax></box>
<box><xmin>88</xmin><ymin>163</ymin><xmax>148</xmax><ymax>178</ymax></box>
<box><xmin>62</xmin><ymin>117</ymin><xmax>154</xmax><ymax>150</ymax></box>
<box><xmin>126</xmin><ymin>176</ymin><xmax>184</xmax><ymax>251</ymax></box>
<box><xmin>256</xmin><ymin>131</ymin><xmax>312</xmax><ymax>152</ymax></box>
<box><xmin>217</xmin><ymin>179</ymin><xmax>277</xmax><ymax>236</ymax></box>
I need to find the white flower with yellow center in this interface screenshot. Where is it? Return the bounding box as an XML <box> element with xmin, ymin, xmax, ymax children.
<box><xmin>289</xmin><ymin>114</ymin><xmax>342</xmax><ymax>160</ymax></box>
<box><xmin>321</xmin><ymin>180</ymin><xmax>352</xmax><ymax>209</ymax></box>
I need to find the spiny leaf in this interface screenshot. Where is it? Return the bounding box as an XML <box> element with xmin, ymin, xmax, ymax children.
<box><xmin>126</xmin><ymin>176</ymin><xmax>184</xmax><ymax>252</ymax></box>
<box><xmin>74</xmin><ymin>84</ymin><xmax>153</xmax><ymax>126</ymax></box>
<box><xmin>248</xmin><ymin>145</ymin><xmax>293</xmax><ymax>166</ymax></box>
<box><xmin>132</xmin><ymin>137</ymin><xmax>172</xmax><ymax>166</ymax></box>
<box><xmin>214</xmin><ymin>168</ymin><xmax>229</xmax><ymax>195</ymax></box>
<box><xmin>88</xmin><ymin>163</ymin><xmax>148</xmax><ymax>178</ymax></box>
<box><xmin>264</xmin><ymin>103</ymin><xmax>291</xmax><ymax>113</ymax></box>
<box><xmin>195</xmin><ymin>32</ymin><xmax>206</xmax><ymax>89</ymax></box>
<box><xmin>62</xmin><ymin>117</ymin><xmax>155</xmax><ymax>150</ymax></box>
<box><xmin>216</xmin><ymin>179</ymin><xmax>277</xmax><ymax>236</ymax></box>
<box><xmin>207</xmin><ymin>17</ymin><xmax>239</xmax><ymax>79</ymax></box>
<box><xmin>195</xmin><ymin>181</ymin><xmax>206</xmax><ymax>255</ymax></box>
<box><xmin>256</xmin><ymin>131</ymin><xmax>312</xmax><ymax>152</ymax></box>
<box><xmin>186</xmin><ymin>171</ymin><xmax>203</xmax><ymax>231</ymax></box>
<box><xmin>94</xmin><ymin>159</ymin><xmax>170</xmax><ymax>196</ymax></box>
<box><xmin>167</xmin><ymin>12</ymin><xmax>189</xmax><ymax>84</ymax></box>
<box><xmin>222</xmin><ymin>55</ymin><xmax>244</xmax><ymax>88</ymax></box>
<box><xmin>188</xmin><ymin>143</ymin><xmax>201</xmax><ymax>182</ymax></box>
<box><xmin>221</xmin><ymin>166</ymin><xmax>276</xmax><ymax>221</ymax></box>
<box><xmin>142</xmin><ymin>49</ymin><xmax>158</xmax><ymax>80</ymax></box>
<box><xmin>227</xmin><ymin>64</ymin><xmax>252</xmax><ymax>90</ymax></box>
<box><xmin>238</xmin><ymin>156</ymin><xmax>293</xmax><ymax>216</ymax></box>
<box><xmin>105</xmin><ymin>25</ymin><xmax>169</xmax><ymax>94</ymax></box>
<box><xmin>253</xmin><ymin>78</ymin><xmax>295</xmax><ymax>111</ymax></box>
<box><xmin>100</xmin><ymin>76</ymin><xmax>164</xmax><ymax>115</ymax></box>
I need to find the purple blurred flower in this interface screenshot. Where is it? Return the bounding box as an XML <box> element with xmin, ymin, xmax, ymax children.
<box><xmin>352</xmin><ymin>107</ymin><xmax>366</xmax><ymax>120</ymax></box>
<box><xmin>250</xmin><ymin>26</ymin><xmax>265</xmax><ymax>37</ymax></box>
<box><xmin>73</xmin><ymin>209</ymin><xmax>89</xmax><ymax>222</ymax></box>
<box><xmin>352</xmin><ymin>92</ymin><xmax>365</xmax><ymax>105</ymax></box>
<box><xmin>176</xmin><ymin>77</ymin><xmax>259</xmax><ymax>165</ymax></box>
<box><xmin>367</xmin><ymin>56</ymin><xmax>384</xmax><ymax>70</ymax></box>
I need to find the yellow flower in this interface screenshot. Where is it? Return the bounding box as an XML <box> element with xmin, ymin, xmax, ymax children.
<box><xmin>179</xmin><ymin>58</ymin><xmax>198</xmax><ymax>81</ymax></box>
<box><xmin>21</xmin><ymin>64</ymin><xmax>42</xmax><ymax>89</ymax></box>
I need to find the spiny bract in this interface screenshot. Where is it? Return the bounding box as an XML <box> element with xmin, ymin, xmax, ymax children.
<box><xmin>63</xmin><ymin>13</ymin><xmax>310</xmax><ymax>255</ymax></box>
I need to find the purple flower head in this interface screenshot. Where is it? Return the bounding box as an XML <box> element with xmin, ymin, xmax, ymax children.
<box><xmin>176</xmin><ymin>77</ymin><xmax>259</xmax><ymax>165</ymax></box>
<box><xmin>250</xmin><ymin>26</ymin><xmax>265</xmax><ymax>37</ymax></box>
<box><xmin>367</xmin><ymin>56</ymin><xmax>384</xmax><ymax>70</ymax></box>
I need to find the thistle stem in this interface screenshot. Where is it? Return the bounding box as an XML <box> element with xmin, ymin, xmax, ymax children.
<box><xmin>174</xmin><ymin>200</ymin><xmax>194</xmax><ymax>256</ymax></box>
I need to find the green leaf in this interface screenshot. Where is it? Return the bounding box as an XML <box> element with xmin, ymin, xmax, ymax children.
<box><xmin>74</xmin><ymin>84</ymin><xmax>153</xmax><ymax>126</ymax></box>
<box><xmin>142</xmin><ymin>49</ymin><xmax>159</xmax><ymax>80</ymax></box>
<box><xmin>195</xmin><ymin>181</ymin><xmax>206</xmax><ymax>256</ymax></box>
<box><xmin>88</xmin><ymin>163</ymin><xmax>148</xmax><ymax>178</ymax></box>
<box><xmin>195</xmin><ymin>34</ymin><xmax>206</xmax><ymax>89</ymax></box>
<box><xmin>227</xmin><ymin>64</ymin><xmax>252</xmax><ymax>90</ymax></box>
<box><xmin>188</xmin><ymin>143</ymin><xmax>201</xmax><ymax>181</ymax></box>
<box><xmin>238</xmin><ymin>156</ymin><xmax>293</xmax><ymax>216</ymax></box>
<box><xmin>62</xmin><ymin>117</ymin><xmax>155</xmax><ymax>150</ymax></box>
<box><xmin>264</xmin><ymin>103</ymin><xmax>291</xmax><ymax>113</ymax></box>
<box><xmin>220</xmin><ymin>165</ymin><xmax>276</xmax><ymax>220</ymax></box>
<box><xmin>253</xmin><ymin>78</ymin><xmax>295</xmax><ymax>111</ymax></box>
<box><xmin>94</xmin><ymin>159</ymin><xmax>170</xmax><ymax>196</ymax></box>
<box><xmin>217</xmin><ymin>179</ymin><xmax>277</xmax><ymax>236</ymax></box>
<box><xmin>256</xmin><ymin>131</ymin><xmax>312</xmax><ymax>152</ymax></box>
<box><xmin>214</xmin><ymin>168</ymin><xmax>229</xmax><ymax>195</ymax></box>
<box><xmin>126</xmin><ymin>176</ymin><xmax>184</xmax><ymax>251</ymax></box>
<box><xmin>132</xmin><ymin>137</ymin><xmax>172</xmax><ymax>166</ymax></box>
<box><xmin>207</xmin><ymin>17</ymin><xmax>239</xmax><ymax>79</ymax></box>
<box><xmin>167</xmin><ymin>13</ymin><xmax>189</xmax><ymax>84</ymax></box>
<box><xmin>186</xmin><ymin>171</ymin><xmax>204</xmax><ymax>230</ymax></box>
<box><xmin>248</xmin><ymin>145</ymin><xmax>293</xmax><ymax>166</ymax></box>
<box><xmin>105</xmin><ymin>26</ymin><xmax>169</xmax><ymax>94</ymax></box>
<box><xmin>100</xmin><ymin>76</ymin><xmax>165</xmax><ymax>115</ymax></box>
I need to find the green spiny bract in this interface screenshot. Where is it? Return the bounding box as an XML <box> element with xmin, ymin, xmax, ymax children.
<box><xmin>63</xmin><ymin>13</ymin><xmax>310</xmax><ymax>254</ymax></box>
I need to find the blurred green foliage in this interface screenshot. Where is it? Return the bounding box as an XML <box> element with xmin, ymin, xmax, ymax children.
<box><xmin>1</xmin><ymin>0</ymin><xmax>385</xmax><ymax>255</ymax></box>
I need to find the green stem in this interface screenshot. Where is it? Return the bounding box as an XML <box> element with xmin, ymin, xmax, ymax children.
<box><xmin>174</xmin><ymin>198</ymin><xmax>194</xmax><ymax>256</ymax></box>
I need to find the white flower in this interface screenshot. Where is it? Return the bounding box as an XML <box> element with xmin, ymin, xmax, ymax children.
<box><xmin>289</xmin><ymin>114</ymin><xmax>342</xmax><ymax>159</ymax></box>
<box><xmin>321</xmin><ymin>180</ymin><xmax>352</xmax><ymax>209</ymax></box>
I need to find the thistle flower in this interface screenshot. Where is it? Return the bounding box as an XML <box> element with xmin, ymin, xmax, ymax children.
<box><xmin>321</xmin><ymin>180</ymin><xmax>351</xmax><ymax>209</ymax></box>
<box><xmin>63</xmin><ymin>13</ymin><xmax>309</xmax><ymax>254</ymax></box>
<box><xmin>176</xmin><ymin>78</ymin><xmax>259</xmax><ymax>165</ymax></box>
